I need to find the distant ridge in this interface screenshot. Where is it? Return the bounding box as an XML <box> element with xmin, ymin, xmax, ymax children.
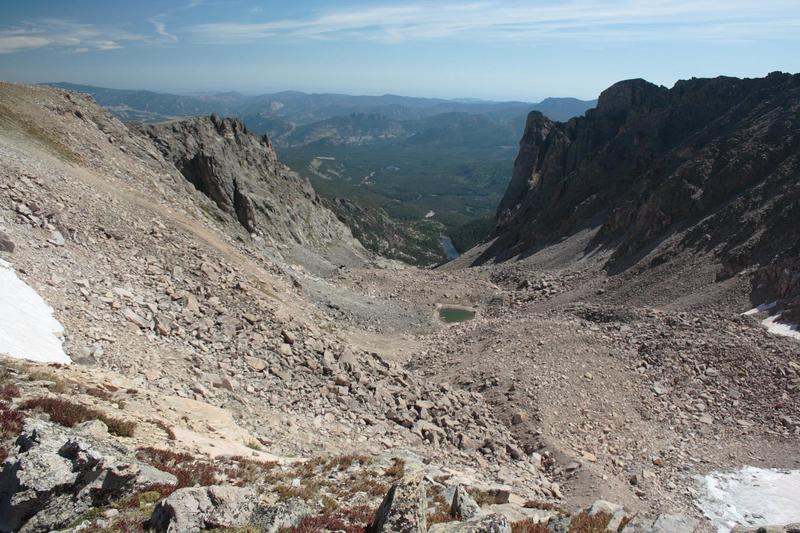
<box><xmin>44</xmin><ymin>81</ymin><xmax>596</xmax><ymax>264</ymax></box>
<box><xmin>45</xmin><ymin>82</ymin><xmax>596</xmax><ymax>124</ymax></box>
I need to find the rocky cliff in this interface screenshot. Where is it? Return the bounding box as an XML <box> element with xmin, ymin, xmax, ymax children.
<box><xmin>485</xmin><ymin>72</ymin><xmax>800</xmax><ymax>306</ymax></box>
<box><xmin>136</xmin><ymin>116</ymin><xmax>368</xmax><ymax>264</ymax></box>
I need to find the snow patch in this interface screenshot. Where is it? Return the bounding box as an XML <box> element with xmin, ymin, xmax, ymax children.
<box><xmin>698</xmin><ymin>467</ymin><xmax>800</xmax><ymax>532</ymax></box>
<box><xmin>0</xmin><ymin>259</ymin><xmax>71</xmax><ymax>364</ymax></box>
<box><xmin>742</xmin><ymin>302</ymin><xmax>800</xmax><ymax>340</ymax></box>
<box><xmin>742</xmin><ymin>301</ymin><xmax>777</xmax><ymax>316</ymax></box>
<box><xmin>762</xmin><ymin>314</ymin><xmax>800</xmax><ymax>339</ymax></box>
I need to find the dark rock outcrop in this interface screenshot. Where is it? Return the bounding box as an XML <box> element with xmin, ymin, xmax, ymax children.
<box><xmin>485</xmin><ymin>72</ymin><xmax>800</xmax><ymax>303</ymax></box>
<box><xmin>754</xmin><ymin>257</ymin><xmax>800</xmax><ymax>323</ymax></box>
<box><xmin>0</xmin><ymin>230</ymin><xmax>13</xmax><ymax>253</ymax></box>
<box><xmin>136</xmin><ymin>116</ymin><xmax>367</xmax><ymax>258</ymax></box>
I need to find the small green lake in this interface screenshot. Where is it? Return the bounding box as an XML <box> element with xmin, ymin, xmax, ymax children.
<box><xmin>438</xmin><ymin>307</ymin><xmax>476</xmax><ymax>323</ymax></box>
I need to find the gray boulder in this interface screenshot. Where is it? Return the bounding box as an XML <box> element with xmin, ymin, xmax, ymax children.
<box><xmin>0</xmin><ymin>450</ymin><xmax>78</xmax><ymax>533</ymax></box>
<box><xmin>250</xmin><ymin>499</ymin><xmax>312</xmax><ymax>533</ymax></box>
<box><xmin>428</xmin><ymin>514</ymin><xmax>512</xmax><ymax>533</ymax></box>
<box><xmin>621</xmin><ymin>513</ymin><xmax>698</xmax><ymax>533</ymax></box>
<box><xmin>149</xmin><ymin>485</ymin><xmax>257</xmax><ymax>533</ymax></box>
<box><xmin>589</xmin><ymin>500</ymin><xmax>623</xmax><ymax>515</ymax></box>
<box><xmin>450</xmin><ymin>485</ymin><xmax>482</xmax><ymax>520</ymax></box>
<box><xmin>73</xmin><ymin>419</ymin><xmax>109</xmax><ymax>440</ymax></box>
<box><xmin>367</xmin><ymin>471</ymin><xmax>427</xmax><ymax>533</ymax></box>
<box><xmin>0</xmin><ymin>419</ymin><xmax>177</xmax><ymax>533</ymax></box>
<box><xmin>587</xmin><ymin>500</ymin><xmax>627</xmax><ymax>531</ymax></box>
<box><xmin>484</xmin><ymin>504</ymin><xmax>553</xmax><ymax>524</ymax></box>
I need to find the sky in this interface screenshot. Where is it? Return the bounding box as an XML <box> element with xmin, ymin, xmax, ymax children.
<box><xmin>0</xmin><ymin>0</ymin><xmax>798</xmax><ymax>102</ymax></box>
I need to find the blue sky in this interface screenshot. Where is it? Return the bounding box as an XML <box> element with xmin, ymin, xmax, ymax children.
<box><xmin>0</xmin><ymin>0</ymin><xmax>798</xmax><ymax>101</ymax></box>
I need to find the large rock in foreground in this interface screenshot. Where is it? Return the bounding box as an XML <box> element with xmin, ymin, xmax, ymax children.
<box><xmin>450</xmin><ymin>485</ymin><xmax>482</xmax><ymax>521</ymax></box>
<box><xmin>149</xmin><ymin>485</ymin><xmax>257</xmax><ymax>532</ymax></box>
<box><xmin>428</xmin><ymin>514</ymin><xmax>511</xmax><ymax>533</ymax></box>
<box><xmin>0</xmin><ymin>419</ymin><xmax>176</xmax><ymax>533</ymax></box>
<box><xmin>367</xmin><ymin>473</ymin><xmax>525</xmax><ymax>533</ymax></box>
<box><xmin>149</xmin><ymin>487</ymin><xmax>311</xmax><ymax>533</ymax></box>
<box><xmin>621</xmin><ymin>512</ymin><xmax>699</xmax><ymax>532</ymax></box>
<box><xmin>367</xmin><ymin>471</ymin><xmax>427</xmax><ymax>533</ymax></box>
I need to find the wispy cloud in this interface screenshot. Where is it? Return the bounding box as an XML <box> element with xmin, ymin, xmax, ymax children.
<box><xmin>0</xmin><ymin>18</ymin><xmax>159</xmax><ymax>54</ymax></box>
<box><xmin>145</xmin><ymin>0</ymin><xmax>215</xmax><ymax>46</ymax></box>
<box><xmin>0</xmin><ymin>35</ymin><xmax>51</xmax><ymax>54</ymax></box>
<box><xmin>187</xmin><ymin>0</ymin><xmax>800</xmax><ymax>44</ymax></box>
<box><xmin>148</xmin><ymin>16</ymin><xmax>179</xmax><ymax>43</ymax></box>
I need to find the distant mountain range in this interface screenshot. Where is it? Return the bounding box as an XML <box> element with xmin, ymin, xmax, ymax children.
<box><xmin>46</xmin><ymin>82</ymin><xmax>596</xmax><ymax>126</ymax></box>
<box><xmin>45</xmin><ymin>81</ymin><xmax>596</xmax><ymax>264</ymax></box>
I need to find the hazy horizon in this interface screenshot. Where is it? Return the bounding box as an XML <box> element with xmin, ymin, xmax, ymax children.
<box><xmin>49</xmin><ymin>80</ymin><xmax>603</xmax><ymax>103</ymax></box>
<box><xmin>1</xmin><ymin>1</ymin><xmax>799</xmax><ymax>101</ymax></box>
<box><xmin>41</xmin><ymin>72</ymin><xmax>800</xmax><ymax>103</ymax></box>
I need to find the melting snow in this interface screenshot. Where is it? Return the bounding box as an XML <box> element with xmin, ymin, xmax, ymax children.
<box><xmin>0</xmin><ymin>259</ymin><xmax>71</xmax><ymax>364</ymax></box>
<box><xmin>761</xmin><ymin>314</ymin><xmax>800</xmax><ymax>339</ymax></box>
<box><xmin>742</xmin><ymin>301</ymin><xmax>778</xmax><ymax>316</ymax></box>
<box><xmin>742</xmin><ymin>302</ymin><xmax>800</xmax><ymax>340</ymax></box>
<box><xmin>699</xmin><ymin>467</ymin><xmax>800</xmax><ymax>532</ymax></box>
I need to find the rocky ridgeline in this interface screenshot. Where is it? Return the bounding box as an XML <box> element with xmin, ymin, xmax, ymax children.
<box><xmin>483</xmin><ymin>73</ymin><xmax>800</xmax><ymax>308</ymax></box>
<box><xmin>135</xmin><ymin>115</ymin><xmax>367</xmax><ymax>263</ymax></box>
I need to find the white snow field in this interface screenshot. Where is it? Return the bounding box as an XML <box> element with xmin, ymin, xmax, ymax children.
<box><xmin>743</xmin><ymin>302</ymin><xmax>800</xmax><ymax>340</ymax></box>
<box><xmin>0</xmin><ymin>259</ymin><xmax>71</xmax><ymax>364</ymax></box>
<box><xmin>742</xmin><ymin>302</ymin><xmax>778</xmax><ymax>316</ymax></box>
<box><xmin>699</xmin><ymin>466</ymin><xmax>800</xmax><ymax>532</ymax></box>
